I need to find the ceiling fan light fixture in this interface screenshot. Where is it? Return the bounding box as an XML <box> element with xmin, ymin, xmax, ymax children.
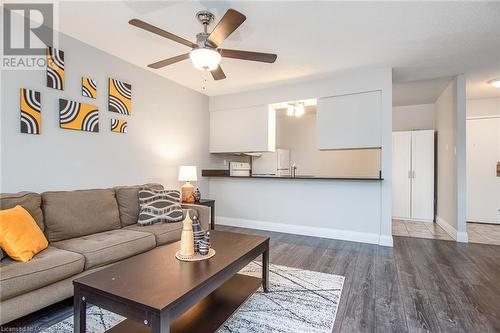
<box><xmin>295</xmin><ymin>103</ymin><xmax>305</xmax><ymax>117</ymax></box>
<box><xmin>189</xmin><ymin>48</ymin><xmax>221</xmax><ymax>71</ymax></box>
<box><xmin>488</xmin><ymin>78</ymin><xmax>500</xmax><ymax>88</ymax></box>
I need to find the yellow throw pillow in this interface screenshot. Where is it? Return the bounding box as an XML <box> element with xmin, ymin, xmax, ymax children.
<box><xmin>0</xmin><ymin>205</ymin><xmax>48</xmax><ymax>262</ymax></box>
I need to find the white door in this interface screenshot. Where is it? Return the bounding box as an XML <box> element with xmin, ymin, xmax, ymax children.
<box><xmin>467</xmin><ymin>118</ymin><xmax>500</xmax><ymax>224</ymax></box>
<box><xmin>411</xmin><ymin>130</ymin><xmax>435</xmax><ymax>221</ymax></box>
<box><xmin>392</xmin><ymin>132</ymin><xmax>412</xmax><ymax>219</ymax></box>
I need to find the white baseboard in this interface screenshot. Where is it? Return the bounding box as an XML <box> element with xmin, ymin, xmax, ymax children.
<box><xmin>436</xmin><ymin>216</ymin><xmax>468</xmax><ymax>243</ymax></box>
<box><xmin>217</xmin><ymin>216</ymin><xmax>394</xmax><ymax>247</ymax></box>
<box><xmin>378</xmin><ymin>235</ymin><xmax>394</xmax><ymax>247</ymax></box>
<box><xmin>467</xmin><ymin>218</ymin><xmax>500</xmax><ymax>224</ymax></box>
<box><xmin>393</xmin><ymin>217</ymin><xmax>434</xmax><ymax>223</ymax></box>
<box><xmin>456</xmin><ymin>231</ymin><xmax>469</xmax><ymax>243</ymax></box>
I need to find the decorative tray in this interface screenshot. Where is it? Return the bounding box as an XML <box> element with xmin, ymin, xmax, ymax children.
<box><xmin>175</xmin><ymin>248</ymin><xmax>216</xmax><ymax>262</ymax></box>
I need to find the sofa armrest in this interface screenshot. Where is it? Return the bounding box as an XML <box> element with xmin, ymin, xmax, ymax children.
<box><xmin>181</xmin><ymin>203</ymin><xmax>211</xmax><ymax>231</ymax></box>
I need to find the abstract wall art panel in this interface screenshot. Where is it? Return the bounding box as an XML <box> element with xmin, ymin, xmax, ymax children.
<box><xmin>20</xmin><ymin>88</ymin><xmax>41</xmax><ymax>134</ymax></box>
<box><xmin>46</xmin><ymin>47</ymin><xmax>65</xmax><ymax>90</ymax></box>
<box><xmin>108</xmin><ymin>78</ymin><xmax>132</xmax><ymax>115</ymax></box>
<box><xmin>110</xmin><ymin>119</ymin><xmax>127</xmax><ymax>133</ymax></box>
<box><xmin>82</xmin><ymin>77</ymin><xmax>97</xmax><ymax>98</ymax></box>
<box><xmin>59</xmin><ymin>99</ymin><xmax>99</xmax><ymax>133</ymax></box>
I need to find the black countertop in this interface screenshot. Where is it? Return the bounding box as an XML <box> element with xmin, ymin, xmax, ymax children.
<box><xmin>202</xmin><ymin>174</ymin><xmax>383</xmax><ymax>181</ymax></box>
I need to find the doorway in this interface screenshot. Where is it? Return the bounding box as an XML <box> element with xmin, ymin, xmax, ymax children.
<box><xmin>391</xmin><ymin>77</ymin><xmax>456</xmax><ymax>241</ymax></box>
<box><xmin>466</xmin><ymin>112</ymin><xmax>500</xmax><ymax>245</ymax></box>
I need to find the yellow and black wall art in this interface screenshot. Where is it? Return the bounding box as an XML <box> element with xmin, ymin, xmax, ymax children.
<box><xmin>111</xmin><ymin>119</ymin><xmax>127</xmax><ymax>133</ymax></box>
<box><xmin>108</xmin><ymin>78</ymin><xmax>132</xmax><ymax>115</ymax></box>
<box><xmin>46</xmin><ymin>47</ymin><xmax>65</xmax><ymax>90</ymax></box>
<box><xmin>82</xmin><ymin>77</ymin><xmax>97</xmax><ymax>98</ymax></box>
<box><xmin>59</xmin><ymin>98</ymin><xmax>99</xmax><ymax>132</ymax></box>
<box><xmin>20</xmin><ymin>88</ymin><xmax>41</xmax><ymax>134</ymax></box>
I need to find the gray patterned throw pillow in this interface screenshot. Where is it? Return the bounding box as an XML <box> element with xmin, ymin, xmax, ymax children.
<box><xmin>137</xmin><ymin>189</ymin><xmax>183</xmax><ymax>225</ymax></box>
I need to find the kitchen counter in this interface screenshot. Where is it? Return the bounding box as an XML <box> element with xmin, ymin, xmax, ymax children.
<box><xmin>201</xmin><ymin>170</ymin><xmax>383</xmax><ymax>181</ymax></box>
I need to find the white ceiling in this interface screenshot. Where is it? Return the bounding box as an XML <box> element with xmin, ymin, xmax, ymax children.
<box><xmin>57</xmin><ymin>1</ymin><xmax>500</xmax><ymax>98</ymax></box>
<box><xmin>393</xmin><ymin>77</ymin><xmax>452</xmax><ymax>107</ymax></box>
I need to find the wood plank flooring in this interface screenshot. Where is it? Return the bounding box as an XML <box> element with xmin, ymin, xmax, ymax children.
<box><xmin>3</xmin><ymin>225</ymin><xmax>500</xmax><ymax>332</ymax></box>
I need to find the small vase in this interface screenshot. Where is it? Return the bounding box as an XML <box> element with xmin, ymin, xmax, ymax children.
<box><xmin>192</xmin><ymin>216</ymin><xmax>204</xmax><ymax>253</ymax></box>
<box><xmin>194</xmin><ymin>187</ymin><xmax>201</xmax><ymax>202</ymax></box>
<box><xmin>199</xmin><ymin>231</ymin><xmax>211</xmax><ymax>255</ymax></box>
<box><xmin>180</xmin><ymin>214</ymin><xmax>194</xmax><ymax>257</ymax></box>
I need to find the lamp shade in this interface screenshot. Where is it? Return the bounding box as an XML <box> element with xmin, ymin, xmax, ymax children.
<box><xmin>178</xmin><ymin>166</ymin><xmax>197</xmax><ymax>182</ymax></box>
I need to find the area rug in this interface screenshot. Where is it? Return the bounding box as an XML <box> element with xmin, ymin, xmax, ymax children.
<box><xmin>42</xmin><ymin>262</ymin><xmax>344</xmax><ymax>333</ymax></box>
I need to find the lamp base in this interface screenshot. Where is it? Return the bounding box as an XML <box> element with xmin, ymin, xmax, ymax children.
<box><xmin>181</xmin><ymin>182</ymin><xmax>195</xmax><ymax>203</ymax></box>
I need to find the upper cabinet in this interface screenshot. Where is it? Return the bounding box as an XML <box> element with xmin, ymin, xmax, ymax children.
<box><xmin>210</xmin><ymin>105</ymin><xmax>276</xmax><ymax>153</ymax></box>
<box><xmin>317</xmin><ymin>91</ymin><xmax>381</xmax><ymax>150</ymax></box>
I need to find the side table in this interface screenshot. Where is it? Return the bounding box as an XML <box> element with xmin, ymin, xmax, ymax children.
<box><xmin>196</xmin><ymin>199</ymin><xmax>215</xmax><ymax>230</ymax></box>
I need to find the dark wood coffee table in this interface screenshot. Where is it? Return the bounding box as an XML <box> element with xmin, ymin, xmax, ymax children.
<box><xmin>73</xmin><ymin>230</ymin><xmax>269</xmax><ymax>333</ymax></box>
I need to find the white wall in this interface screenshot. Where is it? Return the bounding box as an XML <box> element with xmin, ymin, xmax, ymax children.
<box><xmin>0</xmin><ymin>31</ymin><xmax>210</xmax><ymax>193</ymax></box>
<box><xmin>393</xmin><ymin>104</ymin><xmax>435</xmax><ymax>131</ymax></box>
<box><xmin>466</xmin><ymin>97</ymin><xmax>500</xmax><ymax>118</ymax></box>
<box><xmin>209</xmin><ymin>67</ymin><xmax>393</xmax><ymax>246</ymax></box>
<box><xmin>211</xmin><ymin>178</ymin><xmax>384</xmax><ymax>244</ymax></box>
<box><xmin>435</xmin><ymin>81</ymin><xmax>457</xmax><ymax>231</ymax></box>
<box><xmin>276</xmin><ymin>113</ymin><xmax>380</xmax><ymax>177</ymax></box>
<box><xmin>434</xmin><ymin>75</ymin><xmax>467</xmax><ymax>242</ymax></box>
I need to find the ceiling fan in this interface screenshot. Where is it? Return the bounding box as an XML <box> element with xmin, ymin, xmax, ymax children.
<box><xmin>129</xmin><ymin>9</ymin><xmax>277</xmax><ymax>80</ymax></box>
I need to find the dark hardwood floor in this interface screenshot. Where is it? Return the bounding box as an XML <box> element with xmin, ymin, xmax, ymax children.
<box><xmin>3</xmin><ymin>225</ymin><xmax>500</xmax><ymax>332</ymax></box>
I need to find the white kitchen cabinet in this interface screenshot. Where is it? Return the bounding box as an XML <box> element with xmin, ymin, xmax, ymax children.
<box><xmin>467</xmin><ymin>117</ymin><xmax>500</xmax><ymax>224</ymax></box>
<box><xmin>209</xmin><ymin>105</ymin><xmax>276</xmax><ymax>153</ymax></box>
<box><xmin>392</xmin><ymin>130</ymin><xmax>435</xmax><ymax>222</ymax></box>
<box><xmin>392</xmin><ymin>131</ymin><xmax>412</xmax><ymax>219</ymax></box>
<box><xmin>317</xmin><ymin>91</ymin><xmax>381</xmax><ymax>150</ymax></box>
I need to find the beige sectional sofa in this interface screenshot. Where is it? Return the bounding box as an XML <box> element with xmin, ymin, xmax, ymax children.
<box><xmin>0</xmin><ymin>184</ymin><xmax>210</xmax><ymax>325</ymax></box>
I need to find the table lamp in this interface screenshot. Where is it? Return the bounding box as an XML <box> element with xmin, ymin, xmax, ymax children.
<box><xmin>178</xmin><ymin>166</ymin><xmax>197</xmax><ymax>203</ymax></box>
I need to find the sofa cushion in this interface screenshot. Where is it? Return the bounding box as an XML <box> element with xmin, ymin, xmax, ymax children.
<box><xmin>138</xmin><ymin>189</ymin><xmax>183</xmax><ymax>225</ymax></box>
<box><xmin>114</xmin><ymin>183</ymin><xmax>163</xmax><ymax>227</ymax></box>
<box><xmin>42</xmin><ymin>189</ymin><xmax>121</xmax><ymax>242</ymax></box>
<box><xmin>124</xmin><ymin>209</ymin><xmax>197</xmax><ymax>246</ymax></box>
<box><xmin>183</xmin><ymin>208</ymin><xmax>198</xmax><ymax>220</ymax></box>
<box><xmin>181</xmin><ymin>204</ymin><xmax>211</xmax><ymax>231</ymax></box>
<box><xmin>51</xmin><ymin>229</ymin><xmax>156</xmax><ymax>269</ymax></box>
<box><xmin>0</xmin><ymin>246</ymin><xmax>84</xmax><ymax>301</ymax></box>
<box><xmin>125</xmin><ymin>222</ymin><xmax>183</xmax><ymax>246</ymax></box>
<box><xmin>0</xmin><ymin>192</ymin><xmax>44</xmax><ymax>231</ymax></box>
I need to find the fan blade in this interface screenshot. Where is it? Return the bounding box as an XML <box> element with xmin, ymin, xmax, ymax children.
<box><xmin>211</xmin><ymin>65</ymin><xmax>226</xmax><ymax>80</ymax></box>
<box><xmin>148</xmin><ymin>53</ymin><xmax>190</xmax><ymax>69</ymax></box>
<box><xmin>129</xmin><ymin>19</ymin><xmax>197</xmax><ymax>48</ymax></box>
<box><xmin>207</xmin><ymin>9</ymin><xmax>246</xmax><ymax>47</ymax></box>
<box><xmin>220</xmin><ymin>49</ymin><xmax>277</xmax><ymax>63</ymax></box>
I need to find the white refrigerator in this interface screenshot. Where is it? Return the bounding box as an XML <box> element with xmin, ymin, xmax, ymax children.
<box><xmin>252</xmin><ymin>149</ymin><xmax>290</xmax><ymax>177</ymax></box>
